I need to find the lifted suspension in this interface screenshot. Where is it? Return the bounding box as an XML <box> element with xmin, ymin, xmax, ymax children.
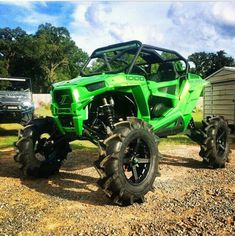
<box><xmin>101</xmin><ymin>97</ymin><xmax>115</xmax><ymax>129</ymax></box>
<box><xmin>186</xmin><ymin>119</ymin><xmax>205</xmax><ymax>145</ymax></box>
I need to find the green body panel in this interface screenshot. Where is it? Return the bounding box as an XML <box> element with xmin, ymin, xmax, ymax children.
<box><xmin>51</xmin><ymin>72</ymin><xmax>206</xmax><ymax>136</ymax></box>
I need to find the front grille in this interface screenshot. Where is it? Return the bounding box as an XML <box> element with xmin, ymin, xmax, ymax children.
<box><xmin>59</xmin><ymin>115</ymin><xmax>74</xmax><ymax>127</ymax></box>
<box><xmin>57</xmin><ymin>108</ymin><xmax>71</xmax><ymax>113</ymax></box>
<box><xmin>54</xmin><ymin>89</ymin><xmax>73</xmax><ymax>108</ymax></box>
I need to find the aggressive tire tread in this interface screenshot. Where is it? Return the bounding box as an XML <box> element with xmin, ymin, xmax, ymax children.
<box><xmin>14</xmin><ymin>117</ymin><xmax>70</xmax><ymax>178</ymax></box>
<box><xmin>95</xmin><ymin>118</ymin><xmax>159</xmax><ymax>206</ymax></box>
<box><xmin>199</xmin><ymin>116</ymin><xmax>230</xmax><ymax>168</ymax></box>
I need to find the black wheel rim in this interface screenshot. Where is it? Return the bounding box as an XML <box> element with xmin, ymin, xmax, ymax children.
<box><xmin>216</xmin><ymin>127</ymin><xmax>227</xmax><ymax>156</ymax></box>
<box><xmin>122</xmin><ymin>137</ymin><xmax>151</xmax><ymax>185</ymax></box>
<box><xmin>34</xmin><ymin>137</ymin><xmax>55</xmax><ymax>163</ymax></box>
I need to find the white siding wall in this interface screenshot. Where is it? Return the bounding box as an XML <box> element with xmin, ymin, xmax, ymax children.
<box><xmin>204</xmin><ymin>73</ymin><xmax>235</xmax><ymax>125</ymax></box>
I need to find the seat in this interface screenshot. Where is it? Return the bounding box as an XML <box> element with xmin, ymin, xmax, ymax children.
<box><xmin>156</xmin><ymin>62</ymin><xmax>176</xmax><ymax>82</ymax></box>
<box><xmin>148</xmin><ymin>62</ymin><xmax>177</xmax><ymax>82</ymax></box>
<box><xmin>149</xmin><ymin>63</ymin><xmax>177</xmax><ymax>118</ymax></box>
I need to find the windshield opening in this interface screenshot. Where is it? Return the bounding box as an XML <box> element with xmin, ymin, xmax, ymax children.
<box><xmin>82</xmin><ymin>42</ymin><xmax>141</xmax><ymax>76</ymax></box>
<box><xmin>81</xmin><ymin>41</ymin><xmax>188</xmax><ymax>77</ymax></box>
<box><xmin>0</xmin><ymin>79</ymin><xmax>31</xmax><ymax>92</ymax></box>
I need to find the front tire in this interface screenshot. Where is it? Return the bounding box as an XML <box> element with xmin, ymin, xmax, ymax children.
<box><xmin>21</xmin><ymin>111</ymin><xmax>34</xmax><ymax>125</ymax></box>
<box><xmin>95</xmin><ymin>119</ymin><xmax>160</xmax><ymax>205</ymax></box>
<box><xmin>14</xmin><ymin>117</ymin><xmax>70</xmax><ymax>178</ymax></box>
<box><xmin>199</xmin><ymin>116</ymin><xmax>230</xmax><ymax>168</ymax></box>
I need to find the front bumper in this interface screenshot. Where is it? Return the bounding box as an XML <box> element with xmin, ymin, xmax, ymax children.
<box><xmin>51</xmin><ymin>103</ymin><xmax>88</xmax><ymax>136</ymax></box>
<box><xmin>0</xmin><ymin>106</ymin><xmax>34</xmax><ymax>123</ymax></box>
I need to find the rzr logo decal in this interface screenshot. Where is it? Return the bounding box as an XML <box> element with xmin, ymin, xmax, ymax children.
<box><xmin>59</xmin><ymin>94</ymin><xmax>70</xmax><ymax>105</ymax></box>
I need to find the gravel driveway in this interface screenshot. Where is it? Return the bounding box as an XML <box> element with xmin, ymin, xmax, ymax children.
<box><xmin>0</xmin><ymin>144</ymin><xmax>234</xmax><ymax>235</ymax></box>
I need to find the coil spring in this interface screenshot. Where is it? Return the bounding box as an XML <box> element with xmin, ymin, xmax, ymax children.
<box><xmin>102</xmin><ymin>98</ymin><xmax>114</xmax><ymax>129</ymax></box>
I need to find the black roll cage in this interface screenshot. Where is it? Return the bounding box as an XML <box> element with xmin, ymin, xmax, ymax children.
<box><xmin>81</xmin><ymin>40</ymin><xmax>189</xmax><ymax>76</ymax></box>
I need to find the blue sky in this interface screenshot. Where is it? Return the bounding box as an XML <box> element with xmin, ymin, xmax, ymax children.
<box><xmin>1</xmin><ymin>1</ymin><xmax>235</xmax><ymax>57</ymax></box>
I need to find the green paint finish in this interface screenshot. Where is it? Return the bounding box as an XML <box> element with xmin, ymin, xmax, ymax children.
<box><xmin>50</xmin><ymin>41</ymin><xmax>206</xmax><ymax>137</ymax></box>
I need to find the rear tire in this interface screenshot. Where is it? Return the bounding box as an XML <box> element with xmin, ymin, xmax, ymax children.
<box><xmin>14</xmin><ymin>117</ymin><xmax>70</xmax><ymax>178</ymax></box>
<box><xmin>95</xmin><ymin>119</ymin><xmax>160</xmax><ymax>205</ymax></box>
<box><xmin>199</xmin><ymin>116</ymin><xmax>230</xmax><ymax>168</ymax></box>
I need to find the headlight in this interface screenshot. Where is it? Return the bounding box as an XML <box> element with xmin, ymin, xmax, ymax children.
<box><xmin>73</xmin><ymin>89</ymin><xmax>80</xmax><ymax>101</ymax></box>
<box><xmin>85</xmin><ymin>105</ymin><xmax>88</xmax><ymax>120</ymax></box>
<box><xmin>23</xmin><ymin>101</ymin><xmax>33</xmax><ymax>107</ymax></box>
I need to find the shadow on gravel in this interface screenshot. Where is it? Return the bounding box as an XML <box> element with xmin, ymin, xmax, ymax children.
<box><xmin>21</xmin><ymin>171</ymin><xmax>111</xmax><ymax>206</ymax></box>
<box><xmin>160</xmin><ymin>154</ymin><xmax>210</xmax><ymax>169</ymax></box>
<box><xmin>0</xmin><ymin>150</ymin><xmax>21</xmax><ymax>178</ymax></box>
<box><xmin>0</xmin><ymin>150</ymin><xmax>111</xmax><ymax>206</ymax></box>
<box><xmin>61</xmin><ymin>149</ymin><xmax>98</xmax><ymax>171</ymax></box>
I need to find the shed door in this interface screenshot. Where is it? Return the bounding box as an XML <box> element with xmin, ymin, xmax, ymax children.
<box><xmin>211</xmin><ymin>81</ymin><xmax>235</xmax><ymax>125</ymax></box>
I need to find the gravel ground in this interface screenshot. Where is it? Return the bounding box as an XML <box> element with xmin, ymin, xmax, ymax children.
<box><xmin>0</xmin><ymin>144</ymin><xmax>234</xmax><ymax>236</ymax></box>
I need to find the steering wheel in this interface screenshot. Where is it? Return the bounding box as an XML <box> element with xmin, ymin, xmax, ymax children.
<box><xmin>131</xmin><ymin>65</ymin><xmax>148</xmax><ymax>76</ymax></box>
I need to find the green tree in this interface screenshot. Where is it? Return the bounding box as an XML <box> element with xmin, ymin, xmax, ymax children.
<box><xmin>0</xmin><ymin>60</ymin><xmax>8</xmax><ymax>77</ymax></box>
<box><xmin>188</xmin><ymin>51</ymin><xmax>234</xmax><ymax>78</ymax></box>
<box><xmin>33</xmin><ymin>23</ymin><xmax>88</xmax><ymax>92</ymax></box>
<box><xmin>0</xmin><ymin>24</ymin><xmax>88</xmax><ymax>92</ymax></box>
<box><xmin>0</xmin><ymin>27</ymin><xmax>27</xmax><ymax>74</ymax></box>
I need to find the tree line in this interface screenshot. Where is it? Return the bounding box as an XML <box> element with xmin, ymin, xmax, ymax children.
<box><xmin>0</xmin><ymin>23</ymin><xmax>88</xmax><ymax>92</ymax></box>
<box><xmin>0</xmin><ymin>23</ymin><xmax>234</xmax><ymax>92</ymax></box>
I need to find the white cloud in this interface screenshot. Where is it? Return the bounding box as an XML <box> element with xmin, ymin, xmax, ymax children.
<box><xmin>2</xmin><ymin>1</ymin><xmax>60</xmax><ymax>27</ymax></box>
<box><xmin>71</xmin><ymin>3</ymin><xmax>91</xmax><ymax>28</ymax></box>
<box><xmin>69</xmin><ymin>2</ymin><xmax>235</xmax><ymax>58</ymax></box>
<box><xmin>2</xmin><ymin>1</ymin><xmax>235</xmax><ymax>58</ymax></box>
<box><xmin>19</xmin><ymin>11</ymin><xmax>58</xmax><ymax>25</ymax></box>
<box><xmin>0</xmin><ymin>0</ymin><xmax>48</xmax><ymax>10</ymax></box>
<box><xmin>212</xmin><ymin>2</ymin><xmax>235</xmax><ymax>26</ymax></box>
<box><xmin>0</xmin><ymin>0</ymin><xmax>34</xmax><ymax>9</ymax></box>
<box><xmin>70</xmin><ymin>2</ymin><xmax>169</xmax><ymax>54</ymax></box>
<box><xmin>209</xmin><ymin>2</ymin><xmax>235</xmax><ymax>39</ymax></box>
<box><xmin>165</xmin><ymin>2</ymin><xmax>235</xmax><ymax>57</ymax></box>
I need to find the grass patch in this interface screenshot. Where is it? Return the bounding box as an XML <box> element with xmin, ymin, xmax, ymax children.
<box><xmin>0</xmin><ymin>106</ymin><xmax>51</xmax><ymax>150</ymax></box>
<box><xmin>160</xmin><ymin>135</ymin><xmax>195</xmax><ymax>146</ymax></box>
<box><xmin>160</xmin><ymin>110</ymin><xmax>203</xmax><ymax>146</ymax></box>
<box><xmin>0</xmin><ymin>124</ymin><xmax>21</xmax><ymax>149</ymax></box>
<box><xmin>0</xmin><ymin>108</ymin><xmax>203</xmax><ymax>150</ymax></box>
<box><xmin>193</xmin><ymin>109</ymin><xmax>203</xmax><ymax>123</ymax></box>
<box><xmin>70</xmin><ymin>140</ymin><xmax>97</xmax><ymax>150</ymax></box>
<box><xmin>193</xmin><ymin>108</ymin><xmax>203</xmax><ymax>128</ymax></box>
<box><xmin>0</xmin><ymin>136</ymin><xmax>17</xmax><ymax>149</ymax></box>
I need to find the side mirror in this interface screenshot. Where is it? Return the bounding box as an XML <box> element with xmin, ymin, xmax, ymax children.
<box><xmin>175</xmin><ymin>60</ymin><xmax>186</xmax><ymax>73</ymax></box>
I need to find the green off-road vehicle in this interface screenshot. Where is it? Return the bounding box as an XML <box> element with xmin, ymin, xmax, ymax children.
<box><xmin>14</xmin><ymin>41</ymin><xmax>230</xmax><ymax>205</ymax></box>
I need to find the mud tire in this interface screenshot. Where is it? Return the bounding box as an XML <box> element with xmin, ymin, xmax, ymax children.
<box><xmin>95</xmin><ymin>119</ymin><xmax>160</xmax><ymax>206</ymax></box>
<box><xmin>14</xmin><ymin>117</ymin><xmax>70</xmax><ymax>178</ymax></box>
<box><xmin>199</xmin><ymin>116</ymin><xmax>230</xmax><ymax>168</ymax></box>
<box><xmin>21</xmin><ymin>112</ymin><xmax>34</xmax><ymax>125</ymax></box>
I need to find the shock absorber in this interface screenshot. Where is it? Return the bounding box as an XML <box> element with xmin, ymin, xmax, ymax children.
<box><xmin>102</xmin><ymin>97</ymin><xmax>115</xmax><ymax>129</ymax></box>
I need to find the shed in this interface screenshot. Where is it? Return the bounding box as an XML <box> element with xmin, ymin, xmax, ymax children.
<box><xmin>203</xmin><ymin>67</ymin><xmax>235</xmax><ymax>129</ymax></box>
